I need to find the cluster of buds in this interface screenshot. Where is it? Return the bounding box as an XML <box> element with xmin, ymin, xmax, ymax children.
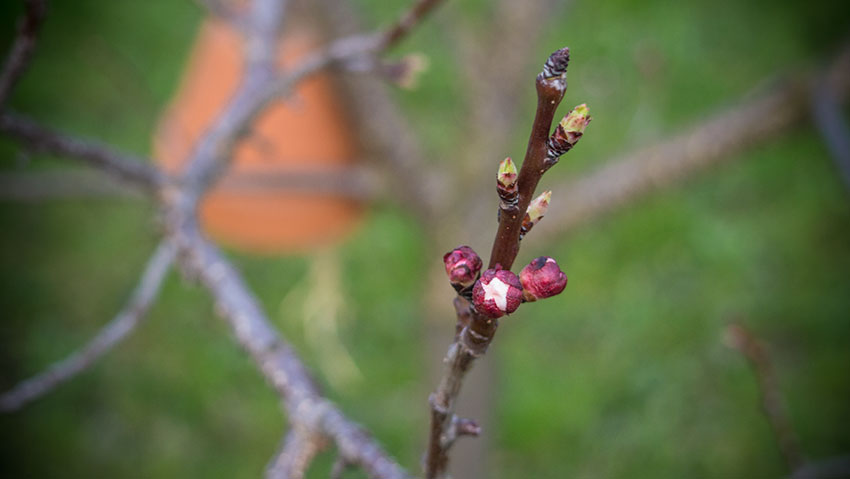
<box><xmin>443</xmin><ymin>246</ymin><xmax>568</xmax><ymax>319</ymax></box>
<box><xmin>496</xmin><ymin>157</ymin><xmax>518</xmax><ymax>209</ymax></box>
<box><xmin>520</xmin><ymin>190</ymin><xmax>551</xmax><ymax>239</ymax></box>
<box><xmin>439</xmin><ymin>47</ymin><xmax>590</xmax><ymax>321</ymax></box>
<box><xmin>544</xmin><ymin>103</ymin><xmax>591</xmax><ymax>171</ymax></box>
<box><xmin>443</xmin><ymin>246</ymin><xmax>482</xmax><ymax>294</ymax></box>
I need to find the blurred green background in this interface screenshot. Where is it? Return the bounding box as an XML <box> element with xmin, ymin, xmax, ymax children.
<box><xmin>1</xmin><ymin>0</ymin><xmax>850</xmax><ymax>477</ymax></box>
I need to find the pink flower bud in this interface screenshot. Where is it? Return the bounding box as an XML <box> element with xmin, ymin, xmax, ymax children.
<box><xmin>472</xmin><ymin>266</ymin><xmax>523</xmax><ymax>318</ymax></box>
<box><xmin>443</xmin><ymin>246</ymin><xmax>482</xmax><ymax>288</ymax></box>
<box><xmin>520</xmin><ymin>256</ymin><xmax>568</xmax><ymax>302</ymax></box>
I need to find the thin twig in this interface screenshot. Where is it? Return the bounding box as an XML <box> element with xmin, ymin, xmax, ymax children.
<box><xmin>0</xmin><ymin>0</ymin><xmax>47</xmax><ymax>108</ymax></box>
<box><xmin>0</xmin><ymin>241</ymin><xmax>176</xmax><ymax>412</ymax></box>
<box><xmin>0</xmin><ymin>112</ymin><xmax>167</xmax><ymax>191</ymax></box>
<box><xmin>726</xmin><ymin>323</ymin><xmax>805</xmax><ymax>472</ymax></box>
<box><xmin>377</xmin><ymin>0</ymin><xmax>445</xmax><ymax>50</ymax></box>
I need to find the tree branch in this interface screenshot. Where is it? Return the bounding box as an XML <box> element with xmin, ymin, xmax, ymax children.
<box><xmin>0</xmin><ymin>240</ymin><xmax>176</xmax><ymax>412</ymax></box>
<box><xmin>425</xmin><ymin>47</ymin><xmax>576</xmax><ymax>479</ymax></box>
<box><xmin>0</xmin><ymin>0</ymin><xmax>47</xmax><ymax>108</ymax></box>
<box><xmin>0</xmin><ymin>112</ymin><xmax>167</xmax><ymax>191</ymax></box>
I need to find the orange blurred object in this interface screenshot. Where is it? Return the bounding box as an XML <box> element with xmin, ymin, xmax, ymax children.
<box><xmin>154</xmin><ymin>19</ymin><xmax>363</xmax><ymax>254</ymax></box>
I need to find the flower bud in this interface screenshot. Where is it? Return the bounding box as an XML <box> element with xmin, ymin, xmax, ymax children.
<box><xmin>520</xmin><ymin>256</ymin><xmax>567</xmax><ymax>302</ymax></box>
<box><xmin>520</xmin><ymin>190</ymin><xmax>551</xmax><ymax>238</ymax></box>
<box><xmin>472</xmin><ymin>266</ymin><xmax>523</xmax><ymax>318</ymax></box>
<box><xmin>443</xmin><ymin>246</ymin><xmax>482</xmax><ymax>289</ymax></box>
<box><xmin>545</xmin><ymin>104</ymin><xmax>591</xmax><ymax>170</ymax></box>
<box><xmin>497</xmin><ymin>157</ymin><xmax>518</xmax><ymax>206</ymax></box>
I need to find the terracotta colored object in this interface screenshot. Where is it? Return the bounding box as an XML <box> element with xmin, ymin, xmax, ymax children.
<box><xmin>154</xmin><ymin>19</ymin><xmax>362</xmax><ymax>254</ymax></box>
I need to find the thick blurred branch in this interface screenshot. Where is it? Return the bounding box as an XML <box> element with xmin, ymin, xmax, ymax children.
<box><xmin>0</xmin><ymin>0</ymin><xmax>47</xmax><ymax>107</ymax></box>
<box><xmin>0</xmin><ymin>241</ymin><xmax>175</xmax><ymax>412</ymax></box>
<box><xmin>539</xmin><ymin>44</ymin><xmax>850</xmax><ymax>238</ymax></box>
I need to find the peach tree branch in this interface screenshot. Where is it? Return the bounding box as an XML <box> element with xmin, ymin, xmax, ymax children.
<box><xmin>425</xmin><ymin>47</ymin><xmax>589</xmax><ymax>479</ymax></box>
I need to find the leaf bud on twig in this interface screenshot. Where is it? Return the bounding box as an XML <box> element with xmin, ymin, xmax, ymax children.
<box><xmin>519</xmin><ymin>256</ymin><xmax>567</xmax><ymax>302</ymax></box>
<box><xmin>496</xmin><ymin>157</ymin><xmax>518</xmax><ymax>208</ymax></box>
<box><xmin>544</xmin><ymin>103</ymin><xmax>591</xmax><ymax>171</ymax></box>
<box><xmin>472</xmin><ymin>266</ymin><xmax>523</xmax><ymax>318</ymax></box>
<box><xmin>520</xmin><ymin>190</ymin><xmax>551</xmax><ymax>239</ymax></box>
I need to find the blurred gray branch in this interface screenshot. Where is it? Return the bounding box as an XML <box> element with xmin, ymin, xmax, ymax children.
<box><xmin>0</xmin><ymin>112</ymin><xmax>167</xmax><ymax>190</ymax></box>
<box><xmin>0</xmin><ymin>240</ymin><xmax>176</xmax><ymax>412</ymax></box>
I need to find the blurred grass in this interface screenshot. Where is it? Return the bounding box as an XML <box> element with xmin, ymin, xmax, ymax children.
<box><xmin>1</xmin><ymin>0</ymin><xmax>850</xmax><ymax>477</ymax></box>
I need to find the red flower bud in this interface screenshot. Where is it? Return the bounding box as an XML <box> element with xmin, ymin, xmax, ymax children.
<box><xmin>443</xmin><ymin>246</ymin><xmax>482</xmax><ymax>288</ymax></box>
<box><xmin>472</xmin><ymin>266</ymin><xmax>523</xmax><ymax>318</ymax></box>
<box><xmin>519</xmin><ymin>256</ymin><xmax>567</xmax><ymax>302</ymax></box>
